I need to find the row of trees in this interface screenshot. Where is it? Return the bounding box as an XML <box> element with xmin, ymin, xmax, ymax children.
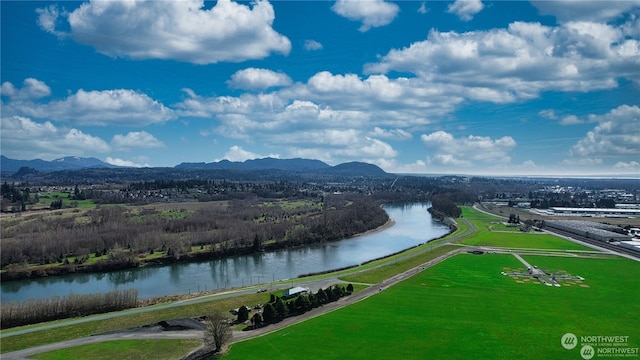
<box><xmin>1</xmin><ymin>289</ymin><xmax>138</xmax><ymax>329</ymax></box>
<box><xmin>238</xmin><ymin>284</ymin><xmax>353</xmax><ymax>326</ymax></box>
<box><xmin>204</xmin><ymin>284</ymin><xmax>353</xmax><ymax>353</ymax></box>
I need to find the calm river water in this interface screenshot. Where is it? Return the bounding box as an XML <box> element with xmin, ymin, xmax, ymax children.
<box><xmin>0</xmin><ymin>203</ymin><xmax>449</xmax><ymax>302</ymax></box>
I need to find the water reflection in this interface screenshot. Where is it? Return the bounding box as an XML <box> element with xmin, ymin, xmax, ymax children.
<box><xmin>1</xmin><ymin>203</ymin><xmax>449</xmax><ymax>302</ymax></box>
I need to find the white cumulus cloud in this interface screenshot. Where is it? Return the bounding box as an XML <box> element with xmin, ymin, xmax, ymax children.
<box><xmin>421</xmin><ymin>130</ymin><xmax>517</xmax><ymax>167</ymax></box>
<box><xmin>570</xmin><ymin>105</ymin><xmax>640</xmax><ymax>158</ymax></box>
<box><xmin>365</xmin><ymin>20</ymin><xmax>639</xmax><ymax>100</ymax></box>
<box><xmin>1</xmin><ymin>116</ymin><xmax>110</xmax><ymax>160</ymax></box>
<box><xmin>111</xmin><ymin>131</ymin><xmax>165</xmax><ymax>150</ymax></box>
<box><xmin>227</xmin><ymin>68</ymin><xmax>292</xmax><ymax>90</ymax></box>
<box><xmin>38</xmin><ymin>0</ymin><xmax>291</xmax><ymax>64</ymax></box>
<box><xmin>4</xmin><ymin>82</ymin><xmax>174</xmax><ymax>126</ymax></box>
<box><xmin>1</xmin><ymin>78</ymin><xmax>51</xmax><ymax>100</ymax></box>
<box><xmin>332</xmin><ymin>0</ymin><xmax>400</xmax><ymax>32</ymax></box>
<box><xmin>447</xmin><ymin>0</ymin><xmax>484</xmax><ymax>22</ymax></box>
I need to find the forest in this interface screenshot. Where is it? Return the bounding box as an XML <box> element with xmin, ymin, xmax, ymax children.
<box><xmin>0</xmin><ymin>193</ymin><xmax>389</xmax><ymax>280</ymax></box>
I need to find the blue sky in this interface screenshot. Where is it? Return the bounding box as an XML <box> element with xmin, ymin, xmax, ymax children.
<box><xmin>1</xmin><ymin>0</ymin><xmax>639</xmax><ymax>176</ymax></box>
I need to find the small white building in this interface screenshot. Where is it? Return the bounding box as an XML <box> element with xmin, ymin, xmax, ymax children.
<box><xmin>283</xmin><ymin>287</ymin><xmax>309</xmax><ymax>298</ymax></box>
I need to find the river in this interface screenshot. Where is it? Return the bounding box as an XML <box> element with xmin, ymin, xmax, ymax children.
<box><xmin>0</xmin><ymin>203</ymin><xmax>449</xmax><ymax>302</ymax></box>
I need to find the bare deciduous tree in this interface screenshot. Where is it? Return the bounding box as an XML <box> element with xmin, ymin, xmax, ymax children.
<box><xmin>204</xmin><ymin>310</ymin><xmax>232</xmax><ymax>352</ymax></box>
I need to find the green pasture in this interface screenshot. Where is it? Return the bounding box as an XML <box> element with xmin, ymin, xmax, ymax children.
<box><xmin>225</xmin><ymin>253</ymin><xmax>640</xmax><ymax>360</ymax></box>
<box><xmin>459</xmin><ymin>231</ymin><xmax>591</xmax><ymax>250</ymax></box>
<box><xmin>458</xmin><ymin>207</ymin><xmax>591</xmax><ymax>250</ymax></box>
<box><xmin>37</xmin><ymin>192</ymin><xmax>96</xmax><ymax>209</ymax></box>
<box><xmin>30</xmin><ymin>339</ymin><xmax>201</xmax><ymax>360</ymax></box>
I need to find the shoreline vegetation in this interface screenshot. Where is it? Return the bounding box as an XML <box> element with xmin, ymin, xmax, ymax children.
<box><xmin>1</xmin><ymin>194</ymin><xmax>391</xmax><ymax>282</ymax></box>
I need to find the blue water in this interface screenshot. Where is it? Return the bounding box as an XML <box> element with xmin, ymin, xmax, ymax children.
<box><xmin>0</xmin><ymin>203</ymin><xmax>449</xmax><ymax>302</ymax></box>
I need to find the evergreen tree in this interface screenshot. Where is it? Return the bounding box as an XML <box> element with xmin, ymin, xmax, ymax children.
<box><xmin>262</xmin><ymin>303</ymin><xmax>276</xmax><ymax>322</ymax></box>
<box><xmin>237</xmin><ymin>305</ymin><xmax>249</xmax><ymax>322</ymax></box>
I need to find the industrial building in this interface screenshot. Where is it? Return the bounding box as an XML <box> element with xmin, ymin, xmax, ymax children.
<box><xmin>543</xmin><ymin>220</ymin><xmax>632</xmax><ymax>242</ymax></box>
<box><xmin>549</xmin><ymin>207</ymin><xmax>640</xmax><ymax>217</ymax></box>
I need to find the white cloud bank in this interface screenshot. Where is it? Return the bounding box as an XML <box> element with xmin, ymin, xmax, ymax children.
<box><xmin>570</xmin><ymin>105</ymin><xmax>640</xmax><ymax>159</ymax></box>
<box><xmin>1</xmin><ymin>115</ymin><xmax>110</xmax><ymax>160</ymax></box>
<box><xmin>531</xmin><ymin>0</ymin><xmax>640</xmax><ymax>23</ymax></box>
<box><xmin>2</xmin><ymin>79</ymin><xmax>174</xmax><ymax>126</ymax></box>
<box><xmin>37</xmin><ymin>0</ymin><xmax>291</xmax><ymax>64</ymax></box>
<box><xmin>365</xmin><ymin>20</ymin><xmax>640</xmax><ymax>99</ymax></box>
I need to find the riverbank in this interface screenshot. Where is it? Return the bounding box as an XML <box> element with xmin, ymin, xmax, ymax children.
<box><xmin>1</xmin><ymin>210</ymin><xmax>391</xmax><ymax>283</ymax></box>
<box><xmin>2</xmin><ymin>203</ymin><xmax>451</xmax><ymax>305</ymax></box>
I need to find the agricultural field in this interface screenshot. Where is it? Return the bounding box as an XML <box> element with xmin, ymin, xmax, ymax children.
<box><xmin>224</xmin><ymin>253</ymin><xmax>640</xmax><ymax>360</ymax></box>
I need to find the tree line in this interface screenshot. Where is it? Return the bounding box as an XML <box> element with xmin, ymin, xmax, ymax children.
<box><xmin>234</xmin><ymin>284</ymin><xmax>353</xmax><ymax>329</ymax></box>
<box><xmin>1</xmin><ymin>194</ymin><xmax>388</xmax><ymax>279</ymax></box>
<box><xmin>1</xmin><ymin>288</ymin><xmax>138</xmax><ymax>329</ymax></box>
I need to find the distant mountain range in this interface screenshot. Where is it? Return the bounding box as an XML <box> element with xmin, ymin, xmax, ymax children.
<box><xmin>0</xmin><ymin>155</ymin><xmax>119</xmax><ymax>172</ymax></box>
<box><xmin>176</xmin><ymin>158</ymin><xmax>330</xmax><ymax>172</ymax></box>
<box><xmin>1</xmin><ymin>156</ymin><xmax>389</xmax><ymax>177</ymax></box>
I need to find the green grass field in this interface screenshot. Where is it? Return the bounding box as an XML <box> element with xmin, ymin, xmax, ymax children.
<box><xmin>224</xmin><ymin>253</ymin><xmax>640</xmax><ymax>360</ymax></box>
<box><xmin>30</xmin><ymin>339</ymin><xmax>201</xmax><ymax>360</ymax></box>
<box><xmin>458</xmin><ymin>207</ymin><xmax>592</xmax><ymax>250</ymax></box>
<box><xmin>460</xmin><ymin>230</ymin><xmax>592</xmax><ymax>250</ymax></box>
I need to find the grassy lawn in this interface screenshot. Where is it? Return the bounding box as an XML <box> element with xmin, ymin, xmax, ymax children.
<box><xmin>31</xmin><ymin>339</ymin><xmax>201</xmax><ymax>360</ymax></box>
<box><xmin>224</xmin><ymin>253</ymin><xmax>640</xmax><ymax>360</ymax></box>
<box><xmin>460</xmin><ymin>231</ymin><xmax>592</xmax><ymax>250</ymax></box>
